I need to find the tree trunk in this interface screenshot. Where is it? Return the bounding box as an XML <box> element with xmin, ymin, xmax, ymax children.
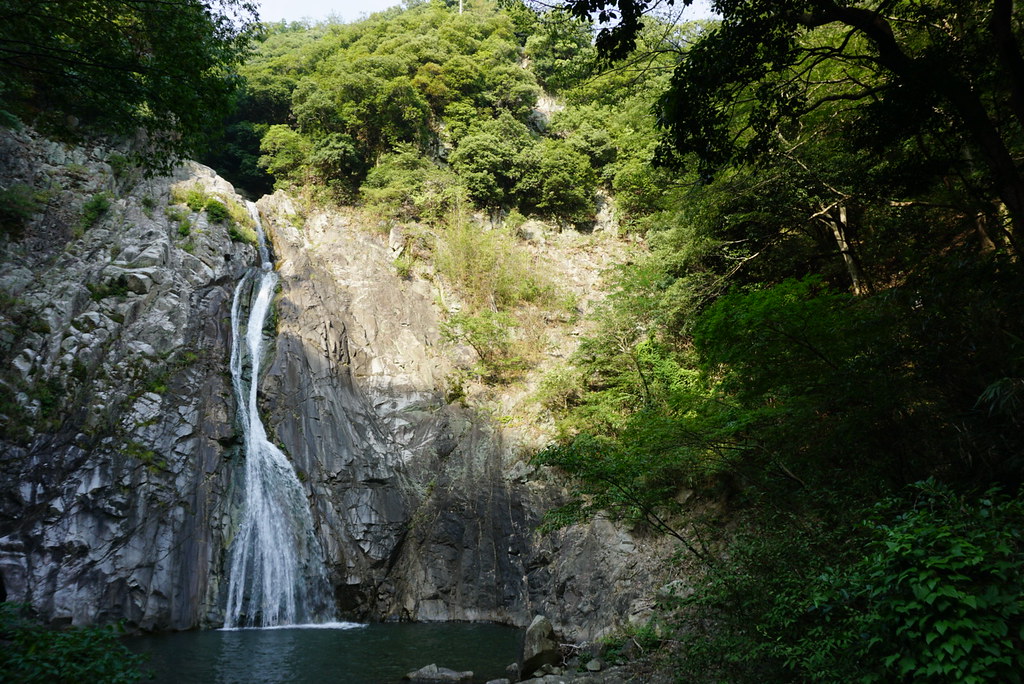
<box><xmin>827</xmin><ymin>205</ymin><xmax>869</xmax><ymax>294</ymax></box>
<box><xmin>976</xmin><ymin>211</ymin><xmax>998</xmax><ymax>253</ymax></box>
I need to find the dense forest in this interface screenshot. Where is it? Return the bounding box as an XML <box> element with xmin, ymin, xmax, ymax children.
<box><xmin>3</xmin><ymin>0</ymin><xmax>1024</xmax><ymax>681</ymax></box>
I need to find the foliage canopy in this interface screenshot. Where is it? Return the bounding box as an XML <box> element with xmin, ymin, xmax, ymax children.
<box><xmin>0</xmin><ymin>0</ymin><xmax>260</xmax><ymax>168</ymax></box>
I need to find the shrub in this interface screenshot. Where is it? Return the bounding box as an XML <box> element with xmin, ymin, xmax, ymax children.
<box><xmin>107</xmin><ymin>153</ymin><xmax>130</xmax><ymax>179</ymax></box>
<box><xmin>204</xmin><ymin>199</ymin><xmax>230</xmax><ymax>223</ymax></box>
<box><xmin>140</xmin><ymin>195</ymin><xmax>155</xmax><ymax>218</ymax></box>
<box><xmin>435</xmin><ymin>220</ymin><xmax>558</xmax><ymax>311</ymax></box>
<box><xmin>820</xmin><ymin>482</ymin><xmax>1024</xmax><ymax>682</ymax></box>
<box><xmin>665</xmin><ymin>482</ymin><xmax>1024</xmax><ymax>683</ymax></box>
<box><xmin>164</xmin><ymin>206</ymin><xmax>187</xmax><ymax>222</ymax></box>
<box><xmin>535</xmin><ymin>366</ymin><xmax>584</xmax><ymax>413</ymax></box>
<box><xmin>184</xmin><ymin>186</ymin><xmax>207</xmax><ymax>211</ymax></box>
<box><xmin>170</xmin><ymin>183</ymin><xmax>209</xmax><ymax>212</ymax></box>
<box><xmin>225</xmin><ymin>198</ymin><xmax>254</xmax><ymax>230</ymax></box>
<box><xmin>228</xmin><ymin>223</ymin><xmax>258</xmax><ymax>246</ymax></box>
<box><xmin>0</xmin><ymin>602</ymin><xmax>147</xmax><ymax>683</ymax></box>
<box><xmin>441</xmin><ymin>310</ymin><xmax>529</xmax><ymax>382</ymax></box>
<box><xmin>393</xmin><ymin>252</ymin><xmax>415</xmax><ymax>279</ymax></box>
<box><xmin>79</xmin><ymin>193</ymin><xmax>111</xmax><ymax>232</ymax></box>
<box><xmin>258</xmin><ymin>124</ymin><xmax>310</xmax><ymax>188</ymax></box>
<box><xmin>0</xmin><ymin>184</ymin><xmax>38</xmax><ymax>237</ymax></box>
<box><xmin>449</xmin><ymin>112</ymin><xmax>533</xmax><ymax>208</ymax></box>
<box><xmin>165</xmin><ymin>205</ymin><xmax>191</xmax><ymax>238</ymax></box>
<box><xmin>87</xmin><ymin>276</ymin><xmax>130</xmax><ymax>302</ymax></box>
<box><xmin>513</xmin><ymin>138</ymin><xmax>597</xmax><ymax>224</ymax></box>
<box><xmin>361</xmin><ymin>144</ymin><xmax>463</xmax><ymax>223</ymax></box>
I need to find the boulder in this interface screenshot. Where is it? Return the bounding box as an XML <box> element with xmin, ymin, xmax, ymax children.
<box><xmin>402</xmin><ymin>663</ymin><xmax>474</xmax><ymax>682</ymax></box>
<box><xmin>521</xmin><ymin>615</ymin><xmax>560</xmax><ymax>676</ymax></box>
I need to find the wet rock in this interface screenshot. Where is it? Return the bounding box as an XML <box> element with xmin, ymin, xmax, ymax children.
<box><xmin>403</xmin><ymin>663</ymin><xmax>474</xmax><ymax>682</ymax></box>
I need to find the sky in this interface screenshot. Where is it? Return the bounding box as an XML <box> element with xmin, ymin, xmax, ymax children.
<box><xmin>254</xmin><ymin>0</ymin><xmax>716</xmax><ymax>25</ymax></box>
<box><xmin>256</xmin><ymin>0</ymin><xmax>401</xmax><ymax>24</ymax></box>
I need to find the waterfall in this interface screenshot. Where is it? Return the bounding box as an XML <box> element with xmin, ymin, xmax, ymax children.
<box><xmin>223</xmin><ymin>203</ymin><xmax>332</xmax><ymax>628</ymax></box>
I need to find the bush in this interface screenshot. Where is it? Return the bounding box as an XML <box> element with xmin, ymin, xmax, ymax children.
<box><xmin>535</xmin><ymin>366</ymin><xmax>584</xmax><ymax>413</ymax></box>
<box><xmin>87</xmin><ymin>276</ymin><xmax>130</xmax><ymax>302</ymax></box>
<box><xmin>170</xmin><ymin>183</ymin><xmax>212</xmax><ymax>212</ymax></box>
<box><xmin>107</xmin><ymin>153</ymin><xmax>130</xmax><ymax>179</ymax></box>
<box><xmin>441</xmin><ymin>310</ymin><xmax>529</xmax><ymax>382</ymax></box>
<box><xmin>449</xmin><ymin>112</ymin><xmax>534</xmax><ymax>208</ymax></box>
<box><xmin>664</xmin><ymin>482</ymin><xmax>1024</xmax><ymax>683</ymax></box>
<box><xmin>258</xmin><ymin>124</ymin><xmax>310</xmax><ymax>188</ymax></box>
<box><xmin>0</xmin><ymin>603</ymin><xmax>147</xmax><ymax>683</ymax></box>
<box><xmin>184</xmin><ymin>186</ymin><xmax>207</xmax><ymax>211</ymax></box>
<box><xmin>393</xmin><ymin>252</ymin><xmax>415</xmax><ymax>279</ymax></box>
<box><xmin>514</xmin><ymin>138</ymin><xmax>596</xmax><ymax>224</ymax></box>
<box><xmin>0</xmin><ymin>184</ymin><xmax>39</xmax><ymax>237</ymax></box>
<box><xmin>228</xmin><ymin>199</ymin><xmax>254</xmax><ymax>228</ymax></box>
<box><xmin>820</xmin><ymin>482</ymin><xmax>1024</xmax><ymax>682</ymax></box>
<box><xmin>79</xmin><ymin>193</ymin><xmax>112</xmax><ymax>232</ymax></box>
<box><xmin>361</xmin><ymin>144</ymin><xmax>463</xmax><ymax>223</ymax></box>
<box><xmin>204</xmin><ymin>199</ymin><xmax>230</xmax><ymax>223</ymax></box>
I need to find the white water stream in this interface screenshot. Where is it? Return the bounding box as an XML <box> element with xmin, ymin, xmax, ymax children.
<box><xmin>223</xmin><ymin>204</ymin><xmax>332</xmax><ymax>628</ymax></box>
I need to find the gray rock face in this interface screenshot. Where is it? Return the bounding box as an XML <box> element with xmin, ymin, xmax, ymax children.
<box><xmin>0</xmin><ymin>131</ymin><xmax>677</xmax><ymax>640</ymax></box>
<box><xmin>258</xmin><ymin>194</ymin><xmax>536</xmax><ymax>622</ymax></box>
<box><xmin>0</xmin><ymin>128</ymin><xmax>254</xmax><ymax>629</ymax></box>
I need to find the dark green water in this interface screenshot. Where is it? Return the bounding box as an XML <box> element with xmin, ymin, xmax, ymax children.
<box><xmin>127</xmin><ymin>622</ymin><xmax>523</xmax><ymax>683</ymax></box>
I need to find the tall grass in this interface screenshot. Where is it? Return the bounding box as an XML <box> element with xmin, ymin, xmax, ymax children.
<box><xmin>435</xmin><ymin>219</ymin><xmax>558</xmax><ymax>312</ymax></box>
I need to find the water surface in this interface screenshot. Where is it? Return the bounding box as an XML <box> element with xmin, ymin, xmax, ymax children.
<box><xmin>128</xmin><ymin>622</ymin><xmax>523</xmax><ymax>683</ymax></box>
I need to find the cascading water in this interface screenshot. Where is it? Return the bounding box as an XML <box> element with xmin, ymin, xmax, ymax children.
<box><xmin>223</xmin><ymin>203</ymin><xmax>332</xmax><ymax>628</ymax></box>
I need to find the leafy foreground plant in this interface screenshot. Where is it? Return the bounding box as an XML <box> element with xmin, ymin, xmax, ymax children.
<box><xmin>0</xmin><ymin>603</ymin><xmax>147</xmax><ymax>683</ymax></box>
<box><xmin>826</xmin><ymin>482</ymin><xmax>1024</xmax><ymax>682</ymax></box>
<box><xmin>665</xmin><ymin>482</ymin><xmax>1024</xmax><ymax>683</ymax></box>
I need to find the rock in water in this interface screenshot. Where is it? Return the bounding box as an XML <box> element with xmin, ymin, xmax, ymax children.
<box><xmin>402</xmin><ymin>663</ymin><xmax>474</xmax><ymax>682</ymax></box>
<box><xmin>521</xmin><ymin>614</ymin><xmax>560</xmax><ymax>675</ymax></box>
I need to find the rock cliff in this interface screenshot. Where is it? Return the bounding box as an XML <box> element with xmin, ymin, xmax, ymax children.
<box><xmin>0</xmin><ymin>128</ymin><xmax>252</xmax><ymax>629</ymax></box>
<box><xmin>0</xmin><ymin>129</ymin><xmax>673</xmax><ymax>640</ymax></box>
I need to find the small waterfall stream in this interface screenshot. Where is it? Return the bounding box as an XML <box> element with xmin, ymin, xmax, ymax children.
<box><xmin>224</xmin><ymin>203</ymin><xmax>332</xmax><ymax>628</ymax></box>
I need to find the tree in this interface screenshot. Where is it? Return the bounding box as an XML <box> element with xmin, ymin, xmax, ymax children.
<box><xmin>239</xmin><ymin>1</ymin><xmax>533</xmax><ymax>195</ymax></box>
<box><xmin>524</xmin><ymin>10</ymin><xmax>596</xmax><ymax>92</ymax></box>
<box><xmin>259</xmin><ymin>124</ymin><xmax>310</xmax><ymax>187</ymax></box>
<box><xmin>555</xmin><ymin>0</ymin><xmax>1024</xmax><ymax>251</ymax></box>
<box><xmin>514</xmin><ymin>137</ymin><xmax>597</xmax><ymax>222</ymax></box>
<box><xmin>0</xmin><ymin>0</ymin><xmax>260</xmax><ymax>168</ymax></box>
<box><xmin>449</xmin><ymin>111</ymin><xmax>535</xmax><ymax>206</ymax></box>
<box><xmin>362</xmin><ymin>143</ymin><xmax>463</xmax><ymax>221</ymax></box>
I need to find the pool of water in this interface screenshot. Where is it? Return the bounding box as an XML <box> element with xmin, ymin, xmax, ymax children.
<box><xmin>127</xmin><ymin>622</ymin><xmax>523</xmax><ymax>683</ymax></box>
